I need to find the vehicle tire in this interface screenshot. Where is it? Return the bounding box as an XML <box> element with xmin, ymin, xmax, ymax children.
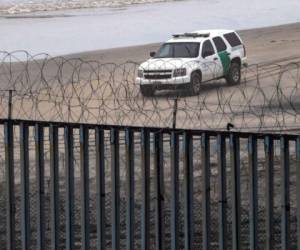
<box><xmin>189</xmin><ymin>71</ymin><xmax>202</xmax><ymax>95</ymax></box>
<box><xmin>225</xmin><ymin>62</ymin><xmax>241</xmax><ymax>85</ymax></box>
<box><xmin>140</xmin><ymin>85</ymin><xmax>155</xmax><ymax>97</ymax></box>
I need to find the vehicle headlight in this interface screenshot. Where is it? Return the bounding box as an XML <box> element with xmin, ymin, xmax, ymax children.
<box><xmin>138</xmin><ymin>69</ymin><xmax>144</xmax><ymax>78</ymax></box>
<box><xmin>173</xmin><ymin>68</ymin><xmax>187</xmax><ymax>77</ymax></box>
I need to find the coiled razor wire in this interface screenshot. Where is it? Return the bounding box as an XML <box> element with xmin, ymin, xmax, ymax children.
<box><xmin>0</xmin><ymin>50</ymin><xmax>300</xmax><ymax>132</ymax></box>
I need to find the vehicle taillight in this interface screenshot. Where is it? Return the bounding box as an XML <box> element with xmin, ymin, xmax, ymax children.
<box><xmin>243</xmin><ymin>44</ymin><xmax>246</xmax><ymax>57</ymax></box>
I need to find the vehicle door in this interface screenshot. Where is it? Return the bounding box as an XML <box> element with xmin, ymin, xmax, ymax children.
<box><xmin>200</xmin><ymin>39</ymin><xmax>223</xmax><ymax>81</ymax></box>
<box><xmin>212</xmin><ymin>36</ymin><xmax>231</xmax><ymax>77</ymax></box>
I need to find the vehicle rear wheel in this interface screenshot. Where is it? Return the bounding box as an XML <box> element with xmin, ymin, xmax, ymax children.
<box><xmin>189</xmin><ymin>71</ymin><xmax>202</xmax><ymax>95</ymax></box>
<box><xmin>226</xmin><ymin>62</ymin><xmax>241</xmax><ymax>85</ymax></box>
<box><xmin>140</xmin><ymin>85</ymin><xmax>155</xmax><ymax>97</ymax></box>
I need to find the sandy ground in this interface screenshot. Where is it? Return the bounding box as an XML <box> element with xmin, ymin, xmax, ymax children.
<box><xmin>0</xmin><ymin>23</ymin><xmax>300</xmax><ymax>249</ymax></box>
<box><xmin>2</xmin><ymin>22</ymin><xmax>300</xmax><ymax>82</ymax></box>
<box><xmin>2</xmin><ymin>22</ymin><xmax>300</xmax><ymax>131</ymax></box>
<box><xmin>1</xmin><ymin>22</ymin><xmax>300</xmax><ymax>79</ymax></box>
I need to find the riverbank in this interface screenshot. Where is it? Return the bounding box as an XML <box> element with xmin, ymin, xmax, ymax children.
<box><xmin>64</xmin><ymin>22</ymin><xmax>300</xmax><ymax>65</ymax></box>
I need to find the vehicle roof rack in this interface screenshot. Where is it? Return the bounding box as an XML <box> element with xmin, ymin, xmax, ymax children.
<box><xmin>172</xmin><ymin>32</ymin><xmax>210</xmax><ymax>38</ymax></box>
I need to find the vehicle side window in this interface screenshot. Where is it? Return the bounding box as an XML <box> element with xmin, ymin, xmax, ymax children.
<box><xmin>157</xmin><ymin>44</ymin><xmax>172</xmax><ymax>57</ymax></box>
<box><xmin>212</xmin><ymin>36</ymin><xmax>227</xmax><ymax>52</ymax></box>
<box><xmin>201</xmin><ymin>40</ymin><xmax>215</xmax><ymax>58</ymax></box>
<box><xmin>223</xmin><ymin>32</ymin><xmax>242</xmax><ymax>47</ymax></box>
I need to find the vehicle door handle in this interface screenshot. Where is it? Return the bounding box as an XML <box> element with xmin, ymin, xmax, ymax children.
<box><xmin>213</xmin><ymin>57</ymin><xmax>218</xmax><ymax>60</ymax></box>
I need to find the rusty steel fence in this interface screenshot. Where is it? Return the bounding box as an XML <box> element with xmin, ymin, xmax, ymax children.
<box><xmin>0</xmin><ymin>119</ymin><xmax>300</xmax><ymax>249</ymax></box>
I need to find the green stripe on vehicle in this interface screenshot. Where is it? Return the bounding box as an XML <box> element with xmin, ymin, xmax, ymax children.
<box><xmin>218</xmin><ymin>51</ymin><xmax>231</xmax><ymax>75</ymax></box>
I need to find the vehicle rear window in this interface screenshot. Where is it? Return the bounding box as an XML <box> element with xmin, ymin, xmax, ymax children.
<box><xmin>154</xmin><ymin>42</ymin><xmax>200</xmax><ymax>58</ymax></box>
<box><xmin>224</xmin><ymin>32</ymin><xmax>242</xmax><ymax>47</ymax></box>
<box><xmin>212</xmin><ymin>36</ymin><xmax>227</xmax><ymax>52</ymax></box>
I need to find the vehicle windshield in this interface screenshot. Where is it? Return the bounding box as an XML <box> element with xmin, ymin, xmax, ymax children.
<box><xmin>154</xmin><ymin>42</ymin><xmax>200</xmax><ymax>58</ymax></box>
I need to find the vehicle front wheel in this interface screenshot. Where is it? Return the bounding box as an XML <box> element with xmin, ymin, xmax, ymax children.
<box><xmin>140</xmin><ymin>85</ymin><xmax>155</xmax><ymax>97</ymax></box>
<box><xmin>225</xmin><ymin>62</ymin><xmax>241</xmax><ymax>85</ymax></box>
<box><xmin>189</xmin><ymin>72</ymin><xmax>202</xmax><ymax>95</ymax></box>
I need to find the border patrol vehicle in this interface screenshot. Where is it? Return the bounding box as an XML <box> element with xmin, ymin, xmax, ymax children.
<box><xmin>136</xmin><ymin>30</ymin><xmax>247</xmax><ymax>96</ymax></box>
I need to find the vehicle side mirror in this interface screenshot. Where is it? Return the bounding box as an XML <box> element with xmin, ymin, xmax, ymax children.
<box><xmin>150</xmin><ymin>51</ymin><xmax>156</xmax><ymax>57</ymax></box>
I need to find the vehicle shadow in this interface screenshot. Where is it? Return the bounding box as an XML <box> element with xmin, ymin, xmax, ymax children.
<box><xmin>152</xmin><ymin>80</ymin><xmax>235</xmax><ymax>98</ymax></box>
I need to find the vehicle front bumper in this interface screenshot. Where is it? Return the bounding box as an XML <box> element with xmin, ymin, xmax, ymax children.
<box><xmin>136</xmin><ymin>75</ymin><xmax>191</xmax><ymax>90</ymax></box>
<box><xmin>241</xmin><ymin>56</ymin><xmax>248</xmax><ymax>67</ymax></box>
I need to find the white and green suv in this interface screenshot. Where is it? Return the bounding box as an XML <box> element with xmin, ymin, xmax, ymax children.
<box><xmin>136</xmin><ymin>29</ymin><xmax>247</xmax><ymax>96</ymax></box>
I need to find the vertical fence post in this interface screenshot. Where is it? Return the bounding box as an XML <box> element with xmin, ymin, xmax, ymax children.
<box><xmin>172</xmin><ymin>98</ymin><xmax>178</xmax><ymax>129</ymax></box>
<box><xmin>8</xmin><ymin>89</ymin><xmax>13</xmax><ymax>119</ymax></box>
<box><xmin>49</xmin><ymin>124</ymin><xmax>59</xmax><ymax>250</ymax></box>
<box><xmin>141</xmin><ymin>129</ymin><xmax>150</xmax><ymax>250</ymax></box>
<box><xmin>111</xmin><ymin>128</ymin><xmax>120</xmax><ymax>250</ymax></box>
<box><xmin>183</xmin><ymin>132</ymin><xmax>194</xmax><ymax>249</ymax></box>
<box><xmin>170</xmin><ymin>132</ymin><xmax>179</xmax><ymax>250</ymax></box>
<box><xmin>68</xmin><ymin>100</ymin><xmax>71</xmax><ymax>123</ymax></box>
<box><xmin>280</xmin><ymin>136</ymin><xmax>290</xmax><ymax>250</ymax></box>
<box><xmin>35</xmin><ymin>124</ymin><xmax>45</xmax><ymax>250</ymax></box>
<box><xmin>264</xmin><ymin>136</ymin><xmax>274</xmax><ymax>250</ymax></box>
<box><xmin>5</xmin><ymin>121</ymin><xmax>15</xmax><ymax>250</ymax></box>
<box><xmin>20</xmin><ymin>123</ymin><xmax>30</xmax><ymax>250</ymax></box>
<box><xmin>96</xmin><ymin>128</ymin><xmax>106</xmax><ymax>250</ymax></box>
<box><xmin>217</xmin><ymin>134</ymin><xmax>227</xmax><ymax>250</ymax></box>
<box><xmin>296</xmin><ymin>137</ymin><xmax>300</xmax><ymax>250</ymax></box>
<box><xmin>154</xmin><ymin>132</ymin><xmax>165</xmax><ymax>250</ymax></box>
<box><xmin>80</xmin><ymin>125</ymin><xmax>90</xmax><ymax>250</ymax></box>
<box><xmin>65</xmin><ymin>126</ymin><xmax>74</xmax><ymax>250</ymax></box>
<box><xmin>202</xmin><ymin>132</ymin><xmax>211</xmax><ymax>250</ymax></box>
<box><xmin>248</xmin><ymin>135</ymin><xmax>258</xmax><ymax>250</ymax></box>
<box><xmin>125</xmin><ymin>128</ymin><xmax>135</xmax><ymax>250</ymax></box>
<box><xmin>229</xmin><ymin>134</ymin><xmax>241</xmax><ymax>250</ymax></box>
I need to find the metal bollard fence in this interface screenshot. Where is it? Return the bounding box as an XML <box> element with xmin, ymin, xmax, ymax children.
<box><xmin>0</xmin><ymin>119</ymin><xmax>299</xmax><ymax>249</ymax></box>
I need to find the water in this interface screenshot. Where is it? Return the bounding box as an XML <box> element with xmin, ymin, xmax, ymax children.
<box><xmin>0</xmin><ymin>0</ymin><xmax>171</xmax><ymax>14</ymax></box>
<box><xmin>0</xmin><ymin>0</ymin><xmax>300</xmax><ymax>57</ymax></box>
